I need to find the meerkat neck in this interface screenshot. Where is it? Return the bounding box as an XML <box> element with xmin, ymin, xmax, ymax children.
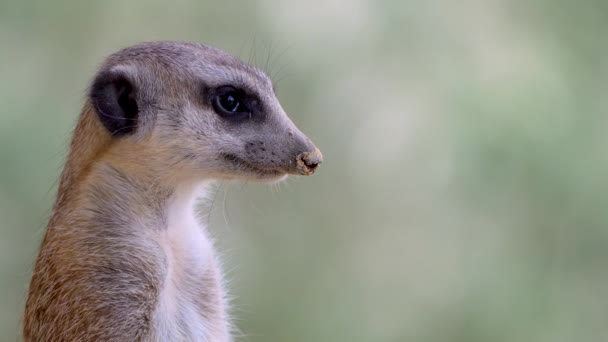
<box><xmin>52</xmin><ymin>104</ymin><xmax>194</xmax><ymax>223</ymax></box>
<box><xmin>42</xmin><ymin>108</ymin><xmax>230</xmax><ymax>340</ymax></box>
<box><xmin>157</xmin><ymin>180</ymin><xmax>230</xmax><ymax>340</ymax></box>
<box><xmin>54</xmin><ymin>105</ymin><xmax>112</xmax><ymax>209</ymax></box>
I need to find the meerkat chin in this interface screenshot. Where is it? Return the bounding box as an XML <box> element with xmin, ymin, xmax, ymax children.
<box><xmin>23</xmin><ymin>41</ymin><xmax>322</xmax><ymax>342</ymax></box>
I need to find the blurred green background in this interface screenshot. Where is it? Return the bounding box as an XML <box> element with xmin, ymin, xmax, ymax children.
<box><xmin>1</xmin><ymin>0</ymin><xmax>608</xmax><ymax>341</ymax></box>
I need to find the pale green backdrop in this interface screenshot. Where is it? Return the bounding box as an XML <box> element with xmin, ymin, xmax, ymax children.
<box><xmin>1</xmin><ymin>0</ymin><xmax>607</xmax><ymax>341</ymax></box>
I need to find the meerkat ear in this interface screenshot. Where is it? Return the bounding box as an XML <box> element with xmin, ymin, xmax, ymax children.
<box><xmin>90</xmin><ymin>70</ymin><xmax>139</xmax><ymax>136</ymax></box>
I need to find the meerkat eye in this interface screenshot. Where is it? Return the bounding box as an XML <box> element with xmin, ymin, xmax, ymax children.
<box><xmin>213</xmin><ymin>86</ymin><xmax>250</xmax><ymax>117</ymax></box>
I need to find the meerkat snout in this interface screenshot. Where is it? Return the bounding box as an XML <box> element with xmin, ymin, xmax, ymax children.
<box><xmin>296</xmin><ymin>148</ymin><xmax>323</xmax><ymax>175</ymax></box>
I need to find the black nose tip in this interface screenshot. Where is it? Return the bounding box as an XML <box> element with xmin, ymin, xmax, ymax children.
<box><xmin>296</xmin><ymin>149</ymin><xmax>323</xmax><ymax>175</ymax></box>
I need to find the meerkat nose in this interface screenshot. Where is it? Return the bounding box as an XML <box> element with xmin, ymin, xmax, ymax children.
<box><xmin>296</xmin><ymin>148</ymin><xmax>323</xmax><ymax>175</ymax></box>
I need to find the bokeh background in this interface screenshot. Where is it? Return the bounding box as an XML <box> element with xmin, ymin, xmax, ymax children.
<box><xmin>1</xmin><ymin>0</ymin><xmax>607</xmax><ymax>341</ymax></box>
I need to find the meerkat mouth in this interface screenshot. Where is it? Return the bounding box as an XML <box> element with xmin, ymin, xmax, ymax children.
<box><xmin>221</xmin><ymin>153</ymin><xmax>286</xmax><ymax>177</ymax></box>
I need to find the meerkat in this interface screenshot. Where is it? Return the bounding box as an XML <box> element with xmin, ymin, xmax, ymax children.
<box><xmin>23</xmin><ymin>41</ymin><xmax>322</xmax><ymax>341</ymax></box>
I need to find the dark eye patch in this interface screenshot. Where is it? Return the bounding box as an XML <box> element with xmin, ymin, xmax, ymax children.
<box><xmin>212</xmin><ymin>86</ymin><xmax>249</xmax><ymax>117</ymax></box>
<box><xmin>209</xmin><ymin>85</ymin><xmax>265</xmax><ymax>123</ymax></box>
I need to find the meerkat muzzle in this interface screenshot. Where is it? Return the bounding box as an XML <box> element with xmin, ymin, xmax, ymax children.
<box><xmin>296</xmin><ymin>148</ymin><xmax>323</xmax><ymax>175</ymax></box>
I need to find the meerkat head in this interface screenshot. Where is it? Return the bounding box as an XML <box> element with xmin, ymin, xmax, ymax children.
<box><xmin>89</xmin><ymin>42</ymin><xmax>322</xmax><ymax>183</ymax></box>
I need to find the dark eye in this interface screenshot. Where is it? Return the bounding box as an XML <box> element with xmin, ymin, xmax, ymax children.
<box><xmin>213</xmin><ymin>86</ymin><xmax>249</xmax><ymax>117</ymax></box>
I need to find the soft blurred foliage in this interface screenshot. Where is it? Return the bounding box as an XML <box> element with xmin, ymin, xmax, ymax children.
<box><xmin>1</xmin><ymin>0</ymin><xmax>607</xmax><ymax>341</ymax></box>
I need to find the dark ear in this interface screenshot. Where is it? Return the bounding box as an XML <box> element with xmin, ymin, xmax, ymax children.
<box><xmin>90</xmin><ymin>70</ymin><xmax>139</xmax><ymax>136</ymax></box>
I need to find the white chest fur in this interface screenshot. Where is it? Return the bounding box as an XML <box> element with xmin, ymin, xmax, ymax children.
<box><xmin>152</xmin><ymin>182</ymin><xmax>229</xmax><ymax>341</ymax></box>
